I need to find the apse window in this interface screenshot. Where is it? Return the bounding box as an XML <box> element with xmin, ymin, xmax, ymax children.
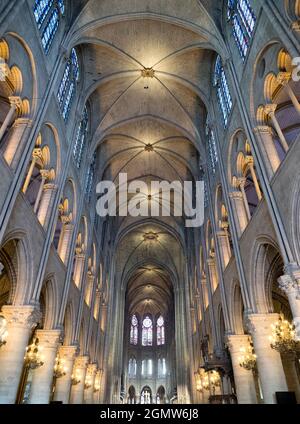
<box><xmin>130</xmin><ymin>314</ymin><xmax>138</xmax><ymax>345</ymax></box>
<box><xmin>142</xmin><ymin>316</ymin><xmax>153</xmax><ymax>346</ymax></box>
<box><xmin>157</xmin><ymin>315</ymin><xmax>165</xmax><ymax>346</ymax></box>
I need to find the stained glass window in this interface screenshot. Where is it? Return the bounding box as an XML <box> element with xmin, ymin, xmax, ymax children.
<box><xmin>156</xmin><ymin>316</ymin><xmax>165</xmax><ymax>346</ymax></box>
<box><xmin>142</xmin><ymin>316</ymin><xmax>153</xmax><ymax>346</ymax></box>
<box><xmin>227</xmin><ymin>0</ymin><xmax>256</xmax><ymax>59</ymax></box>
<box><xmin>128</xmin><ymin>357</ymin><xmax>137</xmax><ymax>377</ymax></box>
<box><xmin>85</xmin><ymin>152</ymin><xmax>97</xmax><ymax>202</ymax></box>
<box><xmin>34</xmin><ymin>0</ymin><xmax>54</xmax><ymax>29</ymax></box>
<box><xmin>73</xmin><ymin>106</ymin><xmax>89</xmax><ymax>169</ymax></box>
<box><xmin>57</xmin><ymin>48</ymin><xmax>80</xmax><ymax>122</ymax></box>
<box><xmin>158</xmin><ymin>358</ymin><xmax>167</xmax><ymax>377</ymax></box>
<box><xmin>41</xmin><ymin>8</ymin><xmax>59</xmax><ymax>54</ymax></box>
<box><xmin>130</xmin><ymin>315</ymin><xmax>138</xmax><ymax>345</ymax></box>
<box><xmin>33</xmin><ymin>0</ymin><xmax>65</xmax><ymax>54</ymax></box>
<box><xmin>205</xmin><ymin>119</ymin><xmax>218</xmax><ymax>174</ymax></box>
<box><xmin>213</xmin><ymin>56</ymin><xmax>232</xmax><ymax>127</ymax></box>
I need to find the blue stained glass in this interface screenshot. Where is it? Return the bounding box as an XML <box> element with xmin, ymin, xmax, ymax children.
<box><xmin>57</xmin><ymin>62</ymin><xmax>71</xmax><ymax>107</ymax></box>
<box><xmin>58</xmin><ymin>0</ymin><xmax>65</xmax><ymax>15</ymax></box>
<box><xmin>206</xmin><ymin>119</ymin><xmax>218</xmax><ymax>174</ymax></box>
<box><xmin>71</xmin><ymin>48</ymin><xmax>80</xmax><ymax>81</ymax></box>
<box><xmin>227</xmin><ymin>0</ymin><xmax>256</xmax><ymax>59</ymax></box>
<box><xmin>73</xmin><ymin>107</ymin><xmax>89</xmax><ymax>168</ymax></box>
<box><xmin>41</xmin><ymin>8</ymin><xmax>59</xmax><ymax>54</ymax></box>
<box><xmin>238</xmin><ymin>0</ymin><xmax>256</xmax><ymax>37</ymax></box>
<box><xmin>232</xmin><ymin>15</ymin><xmax>249</xmax><ymax>59</ymax></box>
<box><xmin>62</xmin><ymin>81</ymin><xmax>75</xmax><ymax>120</ymax></box>
<box><xmin>213</xmin><ymin>56</ymin><xmax>232</xmax><ymax>127</ymax></box>
<box><xmin>57</xmin><ymin>48</ymin><xmax>80</xmax><ymax>123</ymax></box>
<box><xmin>33</xmin><ymin>0</ymin><xmax>54</xmax><ymax>29</ymax></box>
<box><xmin>85</xmin><ymin>153</ymin><xmax>97</xmax><ymax>200</ymax></box>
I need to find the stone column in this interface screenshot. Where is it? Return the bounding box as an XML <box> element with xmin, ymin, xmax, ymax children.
<box><xmin>0</xmin><ymin>96</ymin><xmax>21</xmax><ymax>141</ymax></box>
<box><xmin>253</xmin><ymin>126</ymin><xmax>281</xmax><ymax>176</ymax></box>
<box><xmin>73</xmin><ymin>252</ymin><xmax>86</xmax><ymax>288</ymax></box>
<box><xmin>33</xmin><ymin>169</ymin><xmax>50</xmax><ymax>214</ymax></box>
<box><xmin>207</xmin><ymin>258</ymin><xmax>218</xmax><ymax>292</ymax></box>
<box><xmin>278</xmin><ymin>273</ymin><xmax>300</xmax><ymax>339</ymax></box>
<box><xmin>69</xmin><ymin>355</ymin><xmax>89</xmax><ymax>404</ymax></box>
<box><xmin>247</xmin><ymin>314</ymin><xmax>288</xmax><ymax>404</ymax></box>
<box><xmin>22</xmin><ymin>148</ymin><xmax>43</xmax><ymax>194</ymax></box>
<box><xmin>216</xmin><ymin>230</ymin><xmax>231</xmax><ymax>270</ymax></box>
<box><xmin>0</xmin><ymin>305</ymin><xmax>41</xmax><ymax>404</ymax></box>
<box><xmin>85</xmin><ymin>272</ymin><xmax>95</xmax><ymax>306</ymax></box>
<box><xmin>238</xmin><ymin>178</ymin><xmax>251</xmax><ymax>220</ymax></box>
<box><xmin>84</xmin><ymin>363</ymin><xmax>97</xmax><ymax>404</ymax></box>
<box><xmin>245</xmin><ymin>157</ymin><xmax>262</xmax><ymax>201</ymax></box>
<box><xmin>264</xmin><ymin>104</ymin><xmax>289</xmax><ymax>153</ymax></box>
<box><xmin>37</xmin><ymin>183</ymin><xmax>57</xmax><ymax>228</ymax></box>
<box><xmin>93</xmin><ymin>370</ymin><xmax>102</xmax><ymax>404</ymax></box>
<box><xmin>58</xmin><ymin>218</ymin><xmax>74</xmax><ymax>265</ymax></box>
<box><xmin>93</xmin><ymin>290</ymin><xmax>101</xmax><ymax>320</ymax></box>
<box><xmin>228</xmin><ymin>190</ymin><xmax>248</xmax><ymax>235</ymax></box>
<box><xmin>282</xmin><ymin>353</ymin><xmax>300</xmax><ymax>403</ymax></box>
<box><xmin>226</xmin><ymin>335</ymin><xmax>257</xmax><ymax>404</ymax></box>
<box><xmin>53</xmin><ymin>346</ymin><xmax>77</xmax><ymax>404</ymax></box>
<box><xmin>277</xmin><ymin>72</ymin><xmax>300</xmax><ymax>117</ymax></box>
<box><xmin>4</xmin><ymin>118</ymin><xmax>32</xmax><ymax>169</ymax></box>
<box><xmin>29</xmin><ymin>330</ymin><xmax>61</xmax><ymax>404</ymax></box>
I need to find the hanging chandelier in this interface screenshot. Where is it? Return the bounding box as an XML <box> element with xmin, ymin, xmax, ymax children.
<box><xmin>201</xmin><ymin>370</ymin><xmax>221</xmax><ymax>391</ymax></box>
<box><xmin>238</xmin><ymin>343</ymin><xmax>257</xmax><ymax>371</ymax></box>
<box><xmin>0</xmin><ymin>315</ymin><xmax>8</xmax><ymax>348</ymax></box>
<box><xmin>269</xmin><ymin>314</ymin><xmax>300</xmax><ymax>355</ymax></box>
<box><xmin>24</xmin><ymin>338</ymin><xmax>44</xmax><ymax>370</ymax></box>
<box><xmin>53</xmin><ymin>355</ymin><xmax>67</xmax><ymax>379</ymax></box>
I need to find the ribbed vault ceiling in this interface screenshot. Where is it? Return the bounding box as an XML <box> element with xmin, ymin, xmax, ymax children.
<box><xmin>68</xmin><ymin>1</ymin><xmax>225</xmax><ymax>315</ymax></box>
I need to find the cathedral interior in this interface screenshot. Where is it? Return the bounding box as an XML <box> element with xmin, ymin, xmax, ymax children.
<box><xmin>0</xmin><ymin>0</ymin><xmax>300</xmax><ymax>405</ymax></box>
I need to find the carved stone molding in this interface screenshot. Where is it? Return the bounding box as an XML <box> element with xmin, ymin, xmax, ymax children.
<box><xmin>74</xmin><ymin>355</ymin><xmax>89</xmax><ymax>369</ymax></box>
<box><xmin>226</xmin><ymin>334</ymin><xmax>252</xmax><ymax>354</ymax></box>
<box><xmin>253</xmin><ymin>125</ymin><xmax>274</xmax><ymax>136</ymax></box>
<box><xmin>1</xmin><ymin>305</ymin><xmax>41</xmax><ymax>330</ymax></box>
<box><xmin>35</xmin><ymin>329</ymin><xmax>61</xmax><ymax>347</ymax></box>
<box><xmin>58</xmin><ymin>345</ymin><xmax>77</xmax><ymax>360</ymax></box>
<box><xmin>278</xmin><ymin>274</ymin><xmax>300</xmax><ymax>294</ymax></box>
<box><xmin>245</xmin><ymin>313</ymin><xmax>279</xmax><ymax>336</ymax></box>
<box><xmin>86</xmin><ymin>363</ymin><xmax>97</xmax><ymax>377</ymax></box>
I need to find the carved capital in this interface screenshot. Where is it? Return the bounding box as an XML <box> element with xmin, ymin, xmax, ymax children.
<box><xmin>86</xmin><ymin>363</ymin><xmax>97</xmax><ymax>377</ymax></box>
<box><xmin>61</xmin><ymin>213</ymin><xmax>73</xmax><ymax>226</ymax></box>
<box><xmin>253</xmin><ymin>125</ymin><xmax>274</xmax><ymax>136</ymax></box>
<box><xmin>278</xmin><ymin>274</ymin><xmax>300</xmax><ymax>294</ymax></box>
<box><xmin>1</xmin><ymin>305</ymin><xmax>41</xmax><ymax>330</ymax></box>
<box><xmin>277</xmin><ymin>71</ymin><xmax>292</xmax><ymax>86</ymax></box>
<box><xmin>32</xmin><ymin>148</ymin><xmax>43</xmax><ymax>161</ymax></box>
<box><xmin>8</xmin><ymin>96</ymin><xmax>22</xmax><ymax>109</ymax></box>
<box><xmin>237</xmin><ymin>177</ymin><xmax>247</xmax><ymax>190</ymax></box>
<box><xmin>226</xmin><ymin>334</ymin><xmax>252</xmax><ymax>354</ymax></box>
<box><xmin>264</xmin><ymin>103</ymin><xmax>277</xmax><ymax>117</ymax></box>
<box><xmin>43</xmin><ymin>183</ymin><xmax>57</xmax><ymax>192</ymax></box>
<box><xmin>35</xmin><ymin>329</ymin><xmax>61</xmax><ymax>348</ymax></box>
<box><xmin>58</xmin><ymin>345</ymin><xmax>77</xmax><ymax>360</ymax></box>
<box><xmin>245</xmin><ymin>313</ymin><xmax>279</xmax><ymax>336</ymax></box>
<box><xmin>40</xmin><ymin>169</ymin><xmax>50</xmax><ymax>180</ymax></box>
<box><xmin>74</xmin><ymin>355</ymin><xmax>89</xmax><ymax>369</ymax></box>
<box><xmin>228</xmin><ymin>190</ymin><xmax>243</xmax><ymax>200</ymax></box>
